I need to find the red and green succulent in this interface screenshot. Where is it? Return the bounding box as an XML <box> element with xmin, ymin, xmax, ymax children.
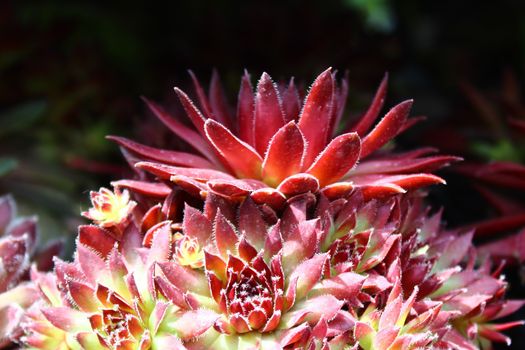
<box><xmin>110</xmin><ymin>69</ymin><xmax>459</xmax><ymax>209</ymax></box>
<box><xmin>1</xmin><ymin>68</ymin><xmax>523</xmax><ymax>350</ymax></box>
<box><xmin>0</xmin><ymin>195</ymin><xmax>61</xmax><ymax>348</ymax></box>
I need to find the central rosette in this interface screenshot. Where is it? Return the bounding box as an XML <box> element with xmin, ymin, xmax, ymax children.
<box><xmin>210</xmin><ymin>252</ymin><xmax>284</xmax><ymax>334</ymax></box>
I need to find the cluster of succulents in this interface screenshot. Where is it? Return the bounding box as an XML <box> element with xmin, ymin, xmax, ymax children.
<box><xmin>0</xmin><ymin>195</ymin><xmax>61</xmax><ymax>347</ymax></box>
<box><xmin>1</xmin><ymin>69</ymin><xmax>524</xmax><ymax>349</ymax></box>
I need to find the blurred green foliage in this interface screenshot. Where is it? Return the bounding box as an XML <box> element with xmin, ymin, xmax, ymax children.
<box><xmin>345</xmin><ymin>0</ymin><xmax>394</xmax><ymax>32</ymax></box>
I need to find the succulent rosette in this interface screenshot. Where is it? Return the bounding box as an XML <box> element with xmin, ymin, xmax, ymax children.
<box><xmin>23</xmin><ymin>189</ymin><xmax>368</xmax><ymax>349</ymax></box>
<box><xmin>13</xmin><ymin>68</ymin><xmax>525</xmax><ymax>350</ymax></box>
<box><xmin>109</xmin><ymin>69</ymin><xmax>459</xmax><ymax>210</ymax></box>
<box><xmin>20</xmin><ymin>184</ymin><xmax>525</xmax><ymax>350</ymax></box>
<box><xmin>0</xmin><ymin>195</ymin><xmax>62</xmax><ymax>348</ymax></box>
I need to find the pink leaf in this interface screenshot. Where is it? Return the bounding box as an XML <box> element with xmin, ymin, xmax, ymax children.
<box><xmin>207</xmin><ymin>179</ymin><xmax>251</xmax><ymax>199</ymax></box>
<box><xmin>168</xmin><ymin>309</ymin><xmax>219</xmax><ymax>340</ymax></box>
<box><xmin>254</xmin><ymin>72</ymin><xmax>285</xmax><ymax>155</ymax></box>
<box><xmin>182</xmin><ymin>204</ymin><xmax>212</xmax><ymax>246</ymax></box>
<box><xmin>209</xmin><ymin>69</ymin><xmax>233</xmax><ymax>128</ymax></box>
<box><xmin>204</xmin><ymin>119</ymin><xmax>263</xmax><ymax>179</ymax></box>
<box><xmin>306</xmin><ymin>132</ymin><xmax>361</xmax><ymax>187</ymax></box>
<box><xmin>250</xmin><ymin>188</ymin><xmax>287</xmax><ymax>210</ymax></box>
<box><xmin>262</xmin><ymin>121</ymin><xmax>306</xmax><ymax>187</ymax></box>
<box><xmin>239</xmin><ymin>197</ymin><xmax>267</xmax><ymax>249</ymax></box>
<box><xmin>214</xmin><ymin>210</ymin><xmax>239</xmax><ymax>258</ymax></box>
<box><xmin>111</xmin><ymin>179</ymin><xmax>171</xmax><ymax>198</ymax></box>
<box><xmin>157</xmin><ymin>261</ymin><xmax>209</xmax><ymax>295</ymax></box>
<box><xmin>107</xmin><ymin>136</ymin><xmax>215</xmax><ymax>169</ymax></box>
<box><xmin>188</xmin><ymin>70</ymin><xmax>213</xmax><ymax>119</ymax></box>
<box><xmin>277</xmin><ymin>173</ymin><xmax>319</xmax><ymax>197</ymax></box>
<box><xmin>237</xmin><ymin>70</ymin><xmax>255</xmax><ymax>146</ymax></box>
<box><xmin>298</xmin><ymin>68</ymin><xmax>335</xmax><ymax>167</ymax></box>
<box><xmin>360</xmin><ymin>100</ymin><xmax>413</xmax><ymax>158</ymax></box>
<box><xmin>173</xmin><ymin>87</ymin><xmax>207</xmax><ymax>136</ymax></box>
<box><xmin>142</xmin><ymin>97</ymin><xmax>215</xmax><ymax>161</ymax></box>
<box><xmin>287</xmin><ymin>253</ymin><xmax>328</xmax><ymax>300</ymax></box>
<box><xmin>281</xmin><ymin>77</ymin><xmax>301</xmax><ymax>122</ymax></box>
<box><xmin>136</xmin><ymin>161</ymin><xmax>234</xmax><ymax>182</ymax></box>
<box><xmin>350</xmin><ymin>73</ymin><xmax>388</xmax><ymax>136</ymax></box>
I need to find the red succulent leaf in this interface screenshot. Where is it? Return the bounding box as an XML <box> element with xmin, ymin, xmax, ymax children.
<box><xmin>282</xmin><ymin>77</ymin><xmax>301</xmax><ymax>122</ymax></box>
<box><xmin>188</xmin><ymin>70</ymin><xmax>214</xmax><ymax>119</ymax></box>
<box><xmin>279</xmin><ymin>323</ymin><xmax>310</xmax><ymax>347</ymax></box>
<box><xmin>77</xmin><ymin>225</ymin><xmax>116</xmax><ymax>259</ymax></box>
<box><xmin>136</xmin><ymin>161</ymin><xmax>234</xmax><ymax>182</ymax></box>
<box><xmin>107</xmin><ymin>136</ymin><xmax>215</xmax><ymax>169</ymax></box>
<box><xmin>355</xmin><ymin>174</ymin><xmax>446</xmax><ymax>195</ymax></box>
<box><xmin>277</xmin><ymin>173</ymin><xmax>320</xmax><ymax>197</ymax></box>
<box><xmin>173</xmin><ymin>87</ymin><xmax>207</xmax><ymax>137</ymax></box>
<box><xmin>478</xmin><ymin>228</ymin><xmax>525</xmax><ymax>262</ymax></box>
<box><xmin>214</xmin><ymin>210</ymin><xmax>239</xmax><ymax>258</ymax></box>
<box><xmin>0</xmin><ymin>195</ymin><xmax>15</xmax><ymax>233</ymax></box>
<box><xmin>76</xmin><ymin>244</ymin><xmax>108</xmax><ymax>285</ymax></box>
<box><xmin>182</xmin><ymin>204</ymin><xmax>212</xmax><ymax>246</ymax></box>
<box><xmin>203</xmin><ymin>193</ymin><xmax>237</xmax><ymax>223</ymax></box>
<box><xmin>329</xmin><ymin>72</ymin><xmax>349</xmax><ymax>137</ymax></box>
<box><xmin>262</xmin><ymin>121</ymin><xmax>306</xmax><ymax>187</ymax></box>
<box><xmin>8</xmin><ymin>217</ymin><xmax>37</xmax><ymax>250</ymax></box>
<box><xmin>321</xmin><ymin>182</ymin><xmax>354</xmax><ymax>200</ymax></box>
<box><xmin>306</xmin><ymin>132</ymin><xmax>361</xmax><ymax>187</ymax></box>
<box><xmin>154</xmin><ymin>276</ymin><xmax>188</xmax><ymax>309</ymax></box>
<box><xmin>361</xmin><ymin>184</ymin><xmax>407</xmax><ymax>200</ymax></box>
<box><xmin>66</xmin><ymin>278</ymin><xmax>100</xmax><ymax>312</ymax></box>
<box><xmin>360</xmin><ymin>100</ymin><xmax>413</xmax><ymax>158</ymax></box>
<box><xmin>237</xmin><ymin>237</ymin><xmax>259</xmax><ymax>262</ymax></box>
<box><xmin>146</xmin><ymin>221</ymin><xmax>172</xmax><ymax>265</ymax></box>
<box><xmin>374</xmin><ymin>328</ymin><xmax>400</xmax><ymax>350</ymax></box>
<box><xmin>157</xmin><ymin>261</ymin><xmax>209</xmax><ymax>295</ymax></box>
<box><xmin>264</xmin><ymin>222</ymin><xmax>283</xmax><ymax>261</ymax></box>
<box><xmin>350</xmin><ymin>73</ymin><xmax>388</xmax><ymax>136</ymax></box>
<box><xmin>140</xmin><ymin>204</ymin><xmax>163</xmax><ymax>233</ymax></box>
<box><xmin>433</xmin><ymin>231</ymin><xmax>473</xmax><ymax>271</ymax></box>
<box><xmin>351</xmin><ymin>155</ymin><xmax>461</xmax><ymax>176</ymax></box>
<box><xmin>171</xmin><ymin>175</ymin><xmax>208</xmax><ymax>198</ymax></box>
<box><xmin>207</xmin><ymin>179</ymin><xmax>251</xmax><ymax>199</ymax></box>
<box><xmin>470</xmin><ymin>213</ymin><xmax>525</xmax><ymax>238</ymax></box>
<box><xmin>286</xmin><ymin>295</ymin><xmax>343</xmax><ymax>327</ymax></box>
<box><xmin>379</xmin><ymin>293</ymin><xmax>402</xmax><ymax>329</ymax></box>
<box><xmin>204</xmin><ymin>251</ymin><xmax>227</xmax><ymax>281</ymax></box>
<box><xmin>298</xmin><ymin>68</ymin><xmax>335</xmax><ymax>167</ymax></box>
<box><xmin>237</xmin><ymin>70</ymin><xmax>255</xmax><ymax>146</ymax></box>
<box><xmin>311</xmin><ymin>272</ymin><xmax>365</xmax><ymax>303</ymax></box>
<box><xmin>142</xmin><ymin>97</ymin><xmax>215</xmax><ymax>162</ymax></box>
<box><xmin>238</xmin><ymin>198</ymin><xmax>267</xmax><ymax>249</ymax></box>
<box><xmin>209</xmin><ymin>70</ymin><xmax>233</xmax><ymax>128</ymax></box>
<box><xmin>250</xmin><ymin>188</ymin><xmax>287</xmax><ymax>210</ymax></box>
<box><xmin>287</xmin><ymin>253</ymin><xmax>328</xmax><ymax>300</ymax></box>
<box><xmin>254</xmin><ymin>72</ymin><xmax>286</xmax><ymax>155</ymax></box>
<box><xmin>204</xmin><ymin>119</ymin><xmax>263</xmax><ymax>179</ymax></box>
<box><xmin>111</xmin><ymin>180</ymin><xmax>171</xmax><ymax>198</ymax></box>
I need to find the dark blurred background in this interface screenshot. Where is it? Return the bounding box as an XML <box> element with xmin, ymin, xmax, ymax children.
<box><xmin>1</xmin><ymin>0</ymin><xmax>525</xmax><ymax>347</ymax></box>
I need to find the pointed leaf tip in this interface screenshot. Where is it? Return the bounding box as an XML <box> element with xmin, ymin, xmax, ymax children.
<box><xmin>361</xmin><ymin>100</ymin><xmax>413</xmax><ymax>158</ymax></box>
<box><xmin>299</xmin><ymin>69</ymin><xmax>335</xmax><ymax>167</ymax></box>
<box><xmin>351</xmin><ymin>72</ymin><xmax>389</xmax><ymax>136</ymax></box>
<box><xmin>254</xmin><ymin>72</ymin><xmax>286</xmax><ymax>155</ymax></box>
<box><xmin>204</xmin><ymin>119</ymin><xmax>263</xmax><ymax>179</ymax></box>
